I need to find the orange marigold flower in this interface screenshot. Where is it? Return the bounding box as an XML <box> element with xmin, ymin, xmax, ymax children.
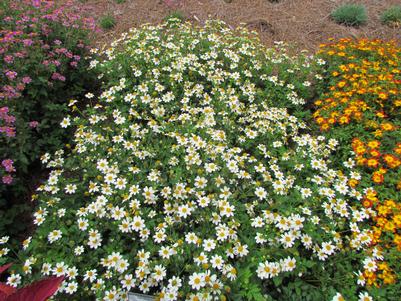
<box><xmin>354</xmin><ymin>111</ymin><xmax>363</xmax><ymax>120</ymax></box>
<box><xmin>373</xmin><ymin>129</ymin><xmax>383</xmax><ymax>137</ymax></box>
<box><xmin>378</xmin><ymin>92</ymin><xmax>388</xmax><ymax>100</ymax></box>
<box><xmin>367</xmin><ymin>158</ymin><xmax>379</xmax><ymax>168</ymax></box>
<box><xmin>367</xmin><ymin>140</ymin><xmax>380</xmax><ymax>149</ymax></box>
<box><xmin>337</xmin><ymin>81</ymin><xmax>346</xmax><ymax>88</ymax></box>
<box><xmin>369</xmin><ymin>149</ymin><xmax>381</xmax><ymax>157</ymax></box>
<box><xmin>381</xmin><ymin>122</ymin><xmax>395</xmax><ymax>131</ymax></box>
<box><xmin>328</xmin><ymin>117</ymin><xmax>336</xmax><ymax>124</ymax></box>
<box><xmin>362</xmin><ymin>198</ymin><xmax>373</xmax><ymax>208</ymax></box>
<box><xmin>383</xmin><ymin>154</ymin><xmax>401</xmax><ymax>168</ymax></box>
<box><xmin>376</xmin><ymin>111</ymin><xmax>387</xmax><ymax>118</ymax></box>
<box><xmin>348</xmin><ymin>178</ymin><xmax>358</xmax><ymax>188</ymax></box>
<box><xmin>354</xmin><ymin>145</ymin><xmax>366</xmax><ymax>155</ymax></box>
<box><xmin>320</xmin><ymin>123</ymin><xmax>330</xmax><ymax>131</ymax></box>
<box><xmin>372</xmin><ymin>172</ymin><xmax>384</xmax><ymax>184</ymax></box>
<box><xmin>376</xmin><ymin>205</ymin><xmax>390</xmax><ymax>216</ymax></box>
<box><xmin>384</xmin><ymin>221</ymin><xmax>396</xmax><ymax>232</ymax></box>
<box><xmin>315</xmin><ymin>117</ymin><xmax>325</xmax><ymax>125</ymax></box>
<box><xmin>356</xmin><ymin>156</ymin><xmax>367</xmax><ymax>165</ymax></box>
<box><xmin>384</xmin><ymin>199</ymin><xmax>396</xmax><ymax>208</ymax></box>
<box><xmin>338</xmin><ymin>115</ymin><xmax>350</xmax><ymax>124</ymax></box>
<box><xmin>382</xmin><ymin>271</ymin><xmax>396</xmax><ymax>285</ymax></box>
<box><xmin>376</xmin><ymin>216</ymin><xmax>388</xmax><ymax>226</ymax></box>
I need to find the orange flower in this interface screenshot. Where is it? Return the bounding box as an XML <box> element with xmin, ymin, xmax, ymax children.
<box><xmin>320</xmin><ymin>123</ymin><xmax>330</xmax><ymax>131</ymax></box>
<box><xmin>376</xmin><ymin>205</ymin><xmax>390</xmax><ymax>217</ymax></box>
<box><xmin>382</xmin><ymin>154</ymin><xmax>401</xmax><ymax>168</ymax></box>
<box><xmin>367</xmin><ymin>158</ymin><xmax>379</xmax><ymax>168</ymax></box>
<box><xmin>381</xmin><ymin>122</ymin><xmax>395</xmax><ymax>131</ymax></box>
<box><xmin>372</xmin><ymin>172</ymin><xmax>384</xmax><ymax>184</ymax></box>
<box><xmin>362</xmin><ymin>198</ymin><xmax>373</xmax><ymax>208</ymax></box>
<box><xmin>367</xmin><ymin>140</ymin><xmax>380</xmax><ymax>149</ymax></box>
<box><xmin>337</xmin><ymin>81</ymin><xmax>346</xmax><ymax>88</ymax></box>
<box><xmin>338</xmin><ymin>115</ymin><xmax>350</xmax><ymax>124</ymax></box>
<box><xmin>369</xmin><ymin>149</ymin><xmax>381</xmax><ymax>157</ymax></box>
<box><xmin>378</xmin><ymin>92</ymin><xmax>388</xmax><ymax>100</ymax></box>
<box><xmin>382</xmin><ymin>271</ymin><xmax>396</xmax><ymax>285</ymax></box>
<box><xmin>348</xmin><ymin>178</ymin><xmax>359</xmax><ymax>188</ymax></box>
<box><xmin>376</xmin><ymin>111</ymin><xmax>387</xmax><ymax>118</ymax></box>
<box><xmin>384</xmin><ymin>221</ymin><xmax>396</xmax><ymax>232</ymax></box>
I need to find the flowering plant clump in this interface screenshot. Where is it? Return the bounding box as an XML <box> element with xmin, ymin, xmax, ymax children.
<box><xmin>314</xmin><ymin>38</ymin><xmax>401</xmax><ymax>293</ymax></box>
<box><xmin>5</xmin><ymin>20</ymin><xmax>377</xmax><ymax>300</ymax></box>
<box><xmin>0</xmin><ymin>0</ymin><xmax>98</xmax><ymax>240</ymax></box>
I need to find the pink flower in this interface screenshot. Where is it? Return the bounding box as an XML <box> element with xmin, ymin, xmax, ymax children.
<box><xmin>2</xmin><ymin>159</ymin><xmax>15</xmax><ymax>172</ymax></box>
<box><xmin>5</xmin><ymin>70</ymin><xmax>17</xmax><ymax>80</ymax></box>
<box><xmin>2</xmin><ymin>175</ymin><xmax>13</xmax><ymax>185</ymax></box>
<box><xmin>23</xmin><ymin>39</ymin><xmax>33</xmax><ymax>46</ymax></box>
<box><xmin>29</xmin><ymin>121</ymin><xmax>39</xmax><ymax>128</ymax></box>
<box><xmin>51</xmin><ymin>72</ymin><xmax>65</xmax><ymax>81</ymax></box>
<box><xmin>22</xmin><ymin>76</ymin><xmax>32</xmax><ymax>84</ymax></box>
<box><xmin>4</xmin><ymin>55</ymin><xmax>14</xmax><ymax>64</ymax></box>
<box><xmin>32</xmin><ymin>0</ymin><xmax>41</xmax><ymax>8</ymax></box>
<box><xmin>0</xmin><ymin>107</ymin><xmax>9</xmax><ymax>114</ymax></box>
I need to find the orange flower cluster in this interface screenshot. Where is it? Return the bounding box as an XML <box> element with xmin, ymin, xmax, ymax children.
<box><xmin>315</xmin><ymin>38</ymin><xmax>401</xmax><ymax>287</ymax></box>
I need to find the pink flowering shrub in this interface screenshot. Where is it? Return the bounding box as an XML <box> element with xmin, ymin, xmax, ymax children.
<box><xmin>0</xmin><ymin>0</ymin><xmax>98</xmax><ymax>242</ymax></box>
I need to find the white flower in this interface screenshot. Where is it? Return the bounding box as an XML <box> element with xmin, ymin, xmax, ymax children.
<box><xmin>84</xmin><ymin>269</ymin><xmax>97</xmax><ymax>282</ymax></box>
<box><xmin>363</xmin><ymin>257</ymin><xmax>377</xmax><ymax>272</ymax></box>
<box><xmin>203</xmin><ymin>239</ymin><xmax>216</xmax><ymax>252</ymax></box>
<box><xmin>6</xmin><ymin>274</ymin><xmax>21</xmax><ymax>287</ymax></box>
<box><xmin>65</xmin><ymin>184</ymin><xmax>77</xmax><ymax>194</ymax></box>
<box><xmin>65</xmin><ymin>281</ymin><xmax>78</xmax><ymax>294</ymax></box>
<box><xmin>255</xmin><ymin>187</ymin><xmax>267</xmax><ymax>200</ymax></box>
<box><xmin>48</xmin><ymin>230</ymin><xmax>62</xmax><ymax>243</ymax></box>
<box><xmin>189</xmin><ymin>272</ymin><xmax>205</xmax><ymax>290</ymax></box>
<box><xmin>74</xmin><ymin>246</ymin><xmax>84</xmax><ymax>255</ymax></box>
<box><xmin>358</xmin><ymin>292</ymin><xmax>373</xmax><ymax>301</ymax></box>
<box><xmin>60</xmin><ymin>117</ymin><xmax>71</xmax><ymax>128</ymax></box>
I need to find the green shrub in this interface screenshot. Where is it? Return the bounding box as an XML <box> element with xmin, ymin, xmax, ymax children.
<box><xmin>0</xmin><ymin>0</ymin><xmax>97</xmax><ymax>247</ymax></box>
<box><xmin>99</xmin><ymin>15</ymin><xmax>116</xmax><ymax>30</ymax></box>
<box><xmin>6</xmin><ymin>20</ymin><xmax>374</xmax><ymax>300</ymax></box>
<box><xmin>331</xmin><ymin>4</ymin><xmax>367</xmax><ymax>26</ymax></box>
<box><xmin>380</xmin><ymin>5</ymin><xmax>401</xmax><ymax>27</ymax></box>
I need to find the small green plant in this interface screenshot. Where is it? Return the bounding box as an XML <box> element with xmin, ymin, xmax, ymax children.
<box><xmin>115</xmin><ymin>0</ymin><xmax>126</xmax><ymax>3</ymax></box>
<box><xmin>99</xmin><ymin>14</ymin><xmax>116</xmax><ymax>30</ymax></box>
<box><xmin>380</xmin><ymin>5</ymin><xmax>401</xmax><ymax>27</ymax></box>
<box><xmin>163</xmin><ymin>10</ymin><xmax>185</xmax><ymax>22</ymax></box>
<box><xmin>331</xmin><ymin>4</ymin><xmax>367</xmax><ymax>27</ymax></box>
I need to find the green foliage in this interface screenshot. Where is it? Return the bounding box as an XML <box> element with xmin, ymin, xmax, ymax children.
<box><xmin>99</xmin><ymin>14</ymin><xmax>116</xmax><ymax>30</ymax></box>
<box><xmin>115</xmin><ymin>0</ymin><xmax>126</xmax><ymax>3</ymax></box>
<box><xmin>380</xmin><ymin>5</ymin><xmax>401</xmax><ymax>27</ymax></box>
<box><xmin>331</xmin><ymin>4</ymin><xmax>368</xmax><ymax>27</ymax></box>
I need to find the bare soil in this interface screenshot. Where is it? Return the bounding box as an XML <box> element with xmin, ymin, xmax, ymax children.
<box><xmin>80</xmin><ymin>0</ymin><xmax>401</xmax><ymax>51</ymax></box>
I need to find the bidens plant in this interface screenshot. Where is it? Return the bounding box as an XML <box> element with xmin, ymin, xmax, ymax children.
<box><xmin>10</xmin><ymin>20</ymin><xmax>373</xmax><ymax>300</ymax></box>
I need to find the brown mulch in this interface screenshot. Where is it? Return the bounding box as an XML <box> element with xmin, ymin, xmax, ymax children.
<box><xmin>78</xmin><ymin>0</ymin><xmax>401</xmax><ymax>51</ymax></box>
